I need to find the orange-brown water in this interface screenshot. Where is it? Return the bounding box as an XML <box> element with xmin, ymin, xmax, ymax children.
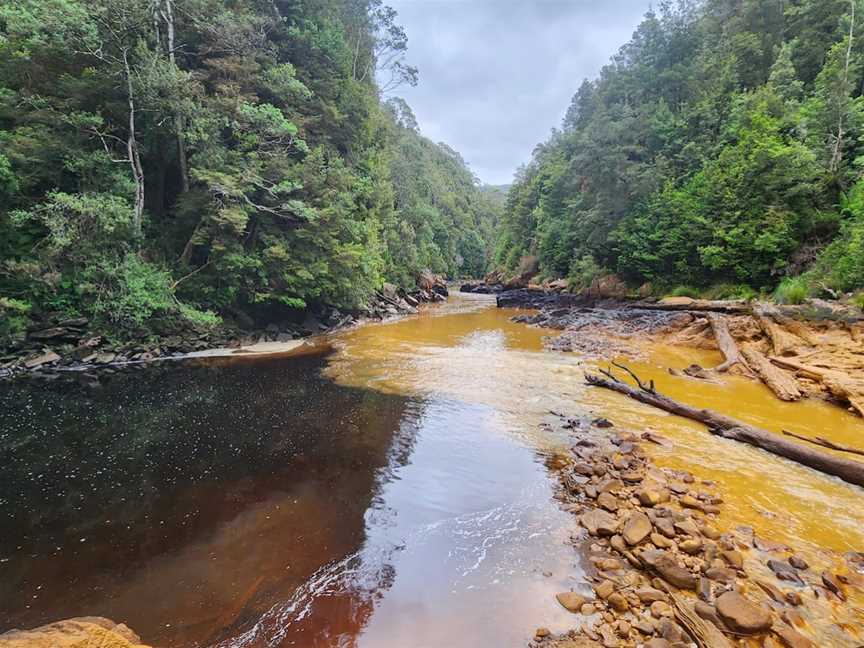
<box><xmin>2</xmin><ymin>293</ymin><xmax>862</xmax><ymax>647</ymax></box>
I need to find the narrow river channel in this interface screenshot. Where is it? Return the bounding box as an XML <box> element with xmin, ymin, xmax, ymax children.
<box><xmin>1</xmin><ymin>294</ymin><xmax>862</xmax><ymax>647</ymax></box>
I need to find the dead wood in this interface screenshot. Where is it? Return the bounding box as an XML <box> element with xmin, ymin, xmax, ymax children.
<box><xmin>584</xmin><ymin>367</ymin><xmax>864</xmax><ymax>488</ymax></box>
<box><xmin>753</xmin><ymin>305</ymin><xmax>807</xmax><ymax>355</ymax></box>
<box><xmin>707</xmin><ymin>314</ymin><xmax>753</xmax><ymax>375</ymax></box>
<box><xmin>635</xmin><ymin>297</ymin><xmax>752</xmax><ymax>314</ymax></box>
<box><xmin>769</xmin><ymin>357</ymin><xmax>864</xmax><ymax>417</ymax></box>
<box><xmin>741</xmin><ymin>347</ymin><xmax>802</xmax><ymax>402</ymax></box>
<box><xmin>782</xmin><ymin>430</ymin><xmax>864</xmax><ymax>458</ymax></box>
<box><xmin>670</xmin><ymin>593</ymin><xmax>734</xmax><ymax>648</ymax></box>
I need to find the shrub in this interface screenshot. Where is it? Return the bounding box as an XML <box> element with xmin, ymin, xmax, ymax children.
<box><xmin>851</xmin><ymin>292</ymin><xmax>864</xmax><ymax>311</ymax></box>
<box><xmin>669</xmin><ymin>285</ymin><xmax>700</xmax><ymax>299</ymax></box>
<box><xmin>568</xmin><ymin>255</ymin><xmax>606</xmax><ymax>291</ymax></box>
<box><xmin>703</xmin><ymin>283</ymin><xmax>758</xmax><ymax>301</ymax></box>
<box><xmin>0</xmin><ymin>296</ymin><xmax>31</xmax><ymax>341</ymax></box>
<box><xmin>773</xmin><ymin>276</ymin><xmax>810</xmax><ymax>304</ymax></box>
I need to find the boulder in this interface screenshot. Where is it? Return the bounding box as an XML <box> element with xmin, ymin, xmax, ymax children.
<box><xmin>23</xmin><ymin>350</ymin><xmax>60</xmax><ymax>369</ymax></box>
<box><xmin>580</xmin><ymin>509</ymin><xmax>619</xmax><ymax>537</ymax></box>
<box><xmin>0</xmin><ymin>617</ymin><xmax>151</xmax><ymax>648</ymax></box>
<box><xmin>715</xmin><ymin>591</ymin><xmax>773</xmax><ymax>634</ymax></box>
<box><xmin>653</xmin><ymin>553</ymin><xmax>698</xmax><ymax>590</ymax></box>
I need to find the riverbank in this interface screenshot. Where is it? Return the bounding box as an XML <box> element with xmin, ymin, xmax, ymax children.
<box><xmin>531</xmin><ymin>410</ymin><xmax>863</xmax><ymax>648</ymax></box>
<box><xmin>0</xmin><ymin>279</ymin><xmax>448</xmax><ymax>381</ymax></box>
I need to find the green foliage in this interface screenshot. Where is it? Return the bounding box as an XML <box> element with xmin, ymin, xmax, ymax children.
<box><xmin>495</xmin><ymin>0</ymin><xmax>864</xmax><ymax>296</ymax></box>
<box><xmin>0</xmin><ymin>0</ymin><xmax>499</xmax><ymax>340</ymax></box>
<box><xmin>851</xmin><ymin>292</ymin><xmax>864</xmax><ymax>310</ymax></box>
<box><xmin>669</xmin><ymin>286</ymin><xmax>700</xmax><ymax>299</ymax></box>
<box><xmin>0</xmin><ymin>296</ymin><xmax>31</xmax><ymax>341</ymax></box>
<box><xmin>773</xmin><ymin>276</ymin><xmax>811</xmax><ymax>304</ymax></box>
<box><xmin>702</xmin><ymin>283</ymin><xmax>759</xmax><ymax>301</ymax></box>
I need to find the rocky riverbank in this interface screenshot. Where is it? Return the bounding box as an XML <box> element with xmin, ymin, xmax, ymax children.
<box><xmin>0</xmin><ymin>275</ymin><xmax>449</xmax><ymax>381</ymax></box>
<box><xmin>533</xmin><ymin>413</ymin><xmax>864</xmax><ymax>648</ymax></box>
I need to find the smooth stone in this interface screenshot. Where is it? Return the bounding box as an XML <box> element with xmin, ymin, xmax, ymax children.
<box><xmin>768</xmin><ymin>560</ymin><xmax>805</xmax><ymax>585</ymax></box>
<box><xmin>557</xmin><ymin>591</ymin><xmax>589</xmax><ymax>612</ymax></box>
<box><xmin>721</xmin><ymin>549</ymin><xmax>743</xmax><ymax>568</ymax></box>
<box><xmin>654</xmin><ymin>553</ymin><xmax>698</xmax><ymax>590</ymax></box>
<box><xmin>715</xmin><ymin>591</ymin><xmax>773</xmax><ymax>634</ymax></box>
<box><xmin>623</xmin><ymin>512</ymin><xmax>652</xmax><ymax>546</ymax></box>
<box><xmin>636</xmin><ymin>587</ymin><xmax>667</xmax><ymax>603</ymax></box>
<box><xmin>595</xmin><ymin>580</ymin><xmax>615</xmax><ymax>600</ymax></box>
<box><xmin>608</xmin><ymin>592</ymin><xmax>629</xmax><ymax>612</ymax></box>
<box><xmin>597</xmin><ymin>492</ymin><xmax>620</xmax><ymax>512</ymax></box>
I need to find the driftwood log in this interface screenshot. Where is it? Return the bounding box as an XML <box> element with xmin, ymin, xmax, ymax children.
<box><xmin>740</xmin><ymin>347</ymin><xmax>802</xmax><ymax>401</ymax></box>
<box><xmin>782</xmin><ymin>430</ymin><xmax>864</xmax><ymax>458</ymax></box>
<box><xmin>634</xmin><ymin>297</ymin><xmax>753</xmax><ymax>314</ymax></box>
<box><xmin>753</xmin><ymin>305</ymin><xmax>807</xmax><ymax>356</ymax></box>
<box><xmin>585</xmin><ymin>369</ymin><xmax>864</xmax><ymax>488</ymax></box>
<box><xmin>707</xmin><ymin>314</ymin><xmax>753</xmax><ymax>375</ymax></box>
<box><xmin>670</xmin><ymin>593</ymin><xmax>733</xmax><ymax>648</ymax></box>
<box><xmin>769</xmin><ymin>357</ymin><xmax>864</xmax><ymax>417</ymax></box>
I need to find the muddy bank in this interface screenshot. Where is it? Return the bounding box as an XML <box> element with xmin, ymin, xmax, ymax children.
<box><xmin>533</xmin><ymin>413</ymin><xmax>864</xmax><ymax>648</ymax></box>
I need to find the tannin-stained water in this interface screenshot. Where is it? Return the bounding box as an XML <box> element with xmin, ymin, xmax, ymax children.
<box><xmin>2</xmin><ymin>293</ymin><xmax>863</xmax><ymax>647</ymax></box>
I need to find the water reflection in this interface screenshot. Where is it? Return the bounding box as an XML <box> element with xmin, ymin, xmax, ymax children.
<box><xmin>0</xmin><ymin>354</ymin><xmax>413</xmax><ymax>646</ymax></box>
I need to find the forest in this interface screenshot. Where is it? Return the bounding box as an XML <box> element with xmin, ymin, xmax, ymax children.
<box><xmin>495</xmin><ymin>0</ymin><xmax>864</xmax><ymax>305</ymax></box>
<box><xmin>0</xmin><ymin>0</ymin><xmax>500</xmax><ymax>343</ymax></box>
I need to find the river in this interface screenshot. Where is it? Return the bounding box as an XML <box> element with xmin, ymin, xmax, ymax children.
<box><xmin>1</xmin><ymin>293</ymin><xmax>862</xmax><ymax>646</ymax></box>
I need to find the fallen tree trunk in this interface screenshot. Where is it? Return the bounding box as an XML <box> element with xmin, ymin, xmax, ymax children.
<box><xmin>741</xmin><ymin>347</ymin><xmax>802</xmax><ymax>401</ymax></box>
<box><xmin>634</xmin><ymin>297</ymin><xmax>752</xmax><ymax>314</ymax></box>
<box><xmin>758</xmin><ymin>304</ymin><xmax>819</xmax><ymax>346</ymax></box>
<box><xmin>782</xmin><ymin>430</ymin><xmax>864</xmax><ymax>458</ymax></box>
<box><xmin>707</xmin><ymin>314</ymin><xmax>753</xmax><ymax>375</ymax></box>
<box><xmin>769</xmin><ymin>357</ymin><xmax>864</xmax><ymax>416</ymax></box>
<box><xmin>753</xmin><ymin>305</ymin><xmax>806</xmax><ymax>356</ymax></box>
<box><xmin>584</xmin><ymin>370</ymin><xmax>864</xmax><ymax>488</ymax></box>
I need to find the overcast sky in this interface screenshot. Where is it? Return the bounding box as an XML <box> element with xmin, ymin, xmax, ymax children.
<box><xmin>386</xmin><ymin>0</ymin><xmax>652</xmax><ymax>185</ymax></box>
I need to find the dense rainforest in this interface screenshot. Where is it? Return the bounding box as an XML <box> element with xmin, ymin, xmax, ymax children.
<box><xmin>495</xmin><ymin>0</ymin><xmax>864</xmax><ymax>304</ymax></box>
<box><xmin>0</xmin><ymin>0</ymin><xmax>499</xmax><ymax>343</ymax></box>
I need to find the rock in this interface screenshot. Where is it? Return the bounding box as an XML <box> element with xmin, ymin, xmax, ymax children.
<box><xmin>597</xmin><ymin>492</ymin><xmax>620</xmax><ymax>512</ymax></box>
<box><xmin>0</xmin><ymin>617</ymin><xmax>151</xmax><ymax>648</ymax></box>
<box><xmin>785</xmin><ymin>591</ymin><xmax>803</xmax><ymax>606</ymax></box>
<box><xmin>679</xmin><ymin>494</ymin><xmax>704</xmax><ymax>511</ymax></box>
<box><xmin>635</xmin><ymin>587</ymin><xmax>667</xmax><ymax>604</ymax></box>
<box><xmin>772</xmin><ymin>623</ymin><xmax>816</xmax><ymax>648</ymax></box>
<box><xmin>721</xmin><ymin>549</ymin><xmax>743</xmax><ymax>568</ymax></box>
<box><xmin>655</xmin><ymin>518</ymin><xmax>676</xmax><ymax>538</ymax></box>
<box><xmin>672</xmin><ymin>519</ymin><xmax>699</xmax><ymax>537</ymax></box>
<box><xmin>678</xmin><ymin>538</ymin><xmax>703</xmax><ymax>555</ymax></box>
<box><xmin>96</xmin><ymin>351</ymin><xmax>117</xmax><ymax>364</ymax></box>
<box><xmin>593</xmin><ymin>417</ymin><xmax>614</xmax><ymax>428</ymax></box>
<box><xmin>650</xmin><ymin>532</ymin><xmax>674</xmax><ymax>549</ymax></box>
<box><xmin>595</xmin><ymin>580</ymin><xmax>615</xmax><ymax>600</ymax></box>
<box><xmin>556</xmin><ymin>591</ymin><xmax>589</xmax><ymax>612</ymax></box>
<box><xmin>581</xmin><ymin>603</ymin><xmax>596</xmax><ymax>616</ymax></box>
<box><xmin>644</xmin><ymin>640</ymin><xmax>670</xmax><ymax>648</ymax></box>
<box><xmin>715</xmin><ymin>591</ymin><xmax>773</xmax><ymax>634</ymax></box>
<box><xmin>23</xmin><ymin>350</ymin><xmax>60</xmax><ymax>369</ymax></box>
<box><xmin>704</xmin><ymin>567</ymin><xmax>737</xmax><ymax>584</ymax></box>
<box><xmin>638</xmin><ymin>488</ymin><xmax>669</xmax><ymax>507</ymax></box>
<box><xmin>581</xmin><ymin>509</ymin><xmax>620</xmax><ymax>537</ymax></box>
<box><xmin>755</xmin><ymin>579</ymin><xmax>786</xmax><ymax>603</ymax></box>
<box><xmin>608</xmin><ymin>592</ymin><xmax>629</xmax><ymax>612</ymax></box>
<box><xmin>768</xmin><ymin>559</ymin><xmax>805</xmax><ymax>585</ymax></box>
<box><xmin>622</xmin><ymin>512</ymin><xmax>652</xmax><ymax>546</ymax></box>
<box><xmin>597</xmin><ymin>624</ymin><xmax>619</xmax><ymax>648</ymax></box>
<box><xmin>28</xmin><ymin>327</ymin><xmax>71</xmax><ymax>340</ymax></box>
<box><xmin>650</xmin><ymin>600</ymin><xmax>674</xmax><ymax>618</ymax></box>
<box><xmin>788</xmin><ymin>555</ymin><xmax>808</xmax><ymax>570</ymax></box>
<box><xmin>821</xmin><ymin>571</ymin><xmax>846</xmax><ymax>600</ymax></box>
<box><xmin>654</xmin><ymin>553</ymin><xmax>698</xmax><ymax>590</ymax></box>
<box><xmin>694</xmin><ymin>601</ymin><xmax>724</xmax><ymax>629</ymax></box>
<box><xmin>700</xmin><ymin>524</ymin><xmax>721</xmax><ymax>540</ymax></box>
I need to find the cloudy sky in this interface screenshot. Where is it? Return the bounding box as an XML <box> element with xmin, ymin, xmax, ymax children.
<box><xmin>386</xmin><ymin>0</ymin><xmax>652</xmax><ymax>185</ymax></box>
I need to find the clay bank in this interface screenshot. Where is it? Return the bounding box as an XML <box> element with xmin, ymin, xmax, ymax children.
<box><xmin>1</xmin><ymin>291</ymin><xmax>863</xmax><ymax>648</ymax></box>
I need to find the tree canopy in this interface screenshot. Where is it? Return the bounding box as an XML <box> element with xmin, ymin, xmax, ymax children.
<box><xmin>495</xmin><ymin>0</ymin><xmax>864</xmax><ymax>298</ymax></box>
<box><xmin>0</xmin><ymin>0</ymin><xmax>499</xmax><ymax>342</ymax></box>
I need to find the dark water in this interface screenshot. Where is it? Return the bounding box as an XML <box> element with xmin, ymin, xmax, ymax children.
<box><xmin>1</xmin><ymin>301</ymin><xmax>584</xmax><ymax>647</ymax></box>
<box><xmin>0</xmin><ymin>353</ymin><xmax>415</xmax><ymax>646</ymax></box>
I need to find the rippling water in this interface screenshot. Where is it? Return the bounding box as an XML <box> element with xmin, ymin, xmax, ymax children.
<box><xmin>3</xmin><ymin>293</ymin><xmax>863</xmax><ymax>647</ymax></box>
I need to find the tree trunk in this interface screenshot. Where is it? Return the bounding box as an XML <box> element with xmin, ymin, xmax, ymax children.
<box><xmin>707</xmin><ymin>314</ymin><xmax>752</xmax><ymax>375</ymax></box>
<box><xmin>830</xmin><ymin>0</ymin><xmax>855</xmax><ymax>174</ymax></box>
<box><xmin>633</xmin><ymin>298</ymin><xmax>752</xmax><ymax>314</ymax></box>
<box><xmin>159</xmin><ymin>0</ymin><xmax>189</xmax><ymax>193</ymax></box>
<box><xmin>123</xmin><ymin>48</ymin><xmax>145</xmax><ymax>238</ymax></box>
<box><xmin>584</xmin><ymin>372</ymin><xmax>864</xmax><ymax>488</ymax></box>
<box><xmin>769</xmin><ymin>356</ymin><xmax>864</xmax><ymax>416</ymax></box>
<box><xmin>741</xmin><ymin>347</ymin><xmax>802</xmax><ymax>401</ymax></box>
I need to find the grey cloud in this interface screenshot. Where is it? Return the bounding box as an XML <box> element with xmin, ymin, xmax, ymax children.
<box><xmin>386</xmin><ymin>0</ymin><xmax>652</xmax><ymax>184</ymax></box>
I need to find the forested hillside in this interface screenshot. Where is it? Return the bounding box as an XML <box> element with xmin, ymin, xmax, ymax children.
<box><xmin>0</xmin><ymin>0</ymin><xmax>497</xmax><ymax>343</ymax></box>
<box><xmin>496</xmin><ymin>0</ymin><xmax>864</xmax><ymax>302</ymax></box>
